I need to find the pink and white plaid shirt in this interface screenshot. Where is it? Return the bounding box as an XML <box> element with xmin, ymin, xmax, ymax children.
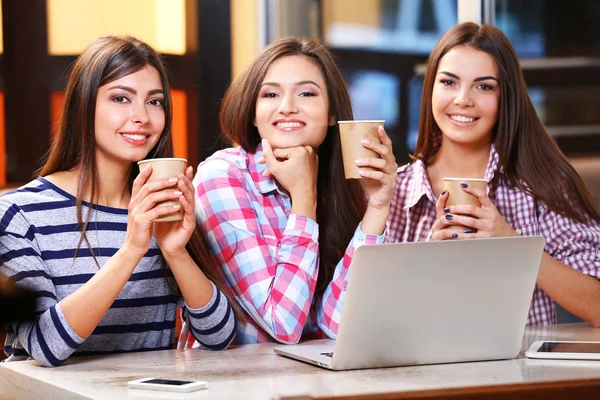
<box><xmin>183</xmin><ymin>144</ymin><xmax>384</xmax><ymax>345</ymax></box>
<box><xmin>387</xmin><ymin>145</ymin><xmax>600</xmax><ymax>325</ymax></box>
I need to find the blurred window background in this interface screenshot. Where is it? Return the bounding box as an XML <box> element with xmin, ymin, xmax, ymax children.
<box><xmin>494</xmin><ymin>0</ymin><xmax>600</xmax><ymax>157</ymax></box>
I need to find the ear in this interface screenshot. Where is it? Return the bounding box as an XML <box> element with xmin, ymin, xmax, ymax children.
<box><xmin>328</xmin><ymin>114</ymin><xmax>336</xmax><ymax>126</ymax></box>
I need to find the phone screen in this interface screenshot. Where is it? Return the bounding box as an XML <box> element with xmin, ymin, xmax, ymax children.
<box><xmin>538</xmin><ymin>342</ymin><xmax>600</xmax><ymax>353</ymax></box>
<box><xmin>143</xmin><ymin>379</ymin><xmax>194</xmax><ymax>386</ymax></box>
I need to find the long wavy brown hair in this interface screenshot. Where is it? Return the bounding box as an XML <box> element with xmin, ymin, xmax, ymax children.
<box><xmin>414</xmin><ymin>22</ymin><xmax>600</xmax><ymax>223</ymax></box>
<box><xmin>219</xmin><ymin>37</ymin><xmax>366</xmax><ymax>296</ymax></box>
<box><xmin>37</xmin><ymin>35</ymin><xmax>242</xmax><ymax>320</ymax></box>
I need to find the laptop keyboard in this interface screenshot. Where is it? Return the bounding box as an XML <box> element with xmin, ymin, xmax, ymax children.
<box><xmin>320</xmin><ymin>352</ymin><xmax>333</xmax><ymax>358</ymax></box>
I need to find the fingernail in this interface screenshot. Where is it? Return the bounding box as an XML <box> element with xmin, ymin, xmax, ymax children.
<box><xmin>460</xmin><ymin>183</ymin><xmax>469</xmax><ymax>188</ymax></box>
<box><xmin>464</xmin><ymin>229</ymin><xmax>473</xmax><ymax>233</ymax></box>
<box><xmin>361</xmin><ymin>139</ymin><xmax>370</xmax><ymax>144</ymax></box>
<box><xmin>168</xmin><ymin>178</ymin><xmax>178</xmax><ymax>183</ymax></box>
<box><xmin>441</xmin><ymin>190</ymin><xmax>447</xmax><ymax>196</ymax></box>
<box><xmin>355</xmin><ymin>159</ymin><xmax>363</xmax><ymax>165</ymax></box>
<box><xmin>173</xmin><ymin>191</ymin><xmax>183</xmax><ymax>196</ymax></box>
<box><xmin>452</xmin><ymin>233</ymin><xmax>458</xmax><ymax>239</ymax></box>
<box><xmin>172</xmin><ymin>205</ymin><xmax>181</xmax><ymax>209</ymax></box>
<box><xmin>444</xmin><ymin>207</ymin><xmax>450</xmax><ymax>213</ymax></box>
<box><xmin>445</xmin><ymin>215</ymin><xmax>453</xmax><ymax>220</ymax></box>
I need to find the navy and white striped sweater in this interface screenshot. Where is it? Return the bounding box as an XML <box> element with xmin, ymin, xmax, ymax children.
<box><xmin>0</xmin><ymin>178</ymin><xmax>235</xmax><ymax>367</ymax></box>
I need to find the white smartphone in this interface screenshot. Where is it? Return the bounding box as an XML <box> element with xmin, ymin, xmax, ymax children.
<box><xmin>525</xmin><ymin>340</ymin><xmax>600</xmax><ymax>360</ymax></box>
<box><xmin>128</xmin><ymin>378</ymin><xmax>207</xmax><ymax>393</ymax></box>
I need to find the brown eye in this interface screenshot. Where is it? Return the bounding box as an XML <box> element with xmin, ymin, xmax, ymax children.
<box><xmin>147</xmin><ymin>98</ymin><xmax>164</xmax><ymax>107</ymax></box>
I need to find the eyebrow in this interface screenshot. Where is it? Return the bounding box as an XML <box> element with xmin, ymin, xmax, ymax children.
<box><xmin>261</xmin><ymin>80</ymin><xmax>322</xmax><ymax>89</ymax></box>
<box><xmin>438</xmin><ymin>71</ymin><xmax>498</xmax><ymax>83</ymax></box>
<box><xmin>107</xmin><ymin>85</ymin><xmax>164</xmax><ymax>95</ymax></box>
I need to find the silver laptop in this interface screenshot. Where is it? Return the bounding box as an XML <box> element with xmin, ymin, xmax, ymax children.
<box><xmin>274</xmin><ymin>236</ymin><xmax>545</xmax><ymax>370</ymax></box>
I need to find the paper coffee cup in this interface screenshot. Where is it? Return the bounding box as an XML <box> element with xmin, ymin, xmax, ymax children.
<box><xmin>338</xmin><ymin>120</ymin><xmax>384</xmax><ymax>179</ymax></box>
<box><xmin>443</xmin><ymin>178</ymin><xmax>487</xmax><ymax>231</ymax></box>
<box><xmin>137</xmin><ymin>158</ymin><xmax>187</xmax><ymax>222</ymax></box>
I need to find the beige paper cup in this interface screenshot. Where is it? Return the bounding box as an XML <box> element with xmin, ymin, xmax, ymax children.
<box><xmin>137</xmin><ymin>158</ymin><xmax>187</xmax><ymax>222</ymax></box>
<box><xmin>338</xmin><ymin>120</ymin><xmax>384</xmax><ymax>179</ymax></box>
<box><xmin>443</xmin><ymin>178</ymin><xmax>488</xmax><ymax>231</ymax></box>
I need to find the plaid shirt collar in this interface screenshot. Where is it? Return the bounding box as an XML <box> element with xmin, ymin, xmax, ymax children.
<box><xmin>244</xmin><ymin>143</ymin><xmax>280</xmax><ymax>195</ymax></box>
<box><xmin>404</xmin><ymin>143</ymin><xmax>502</xmax><ymax>210</ymax></box>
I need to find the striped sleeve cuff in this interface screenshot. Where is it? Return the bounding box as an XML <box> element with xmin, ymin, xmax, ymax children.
<box><xmin>51</xmin><ymin>304</ymin><xmax>85</xmax><ymax>349</ymax></box>
<box><xmin>184</xmin><ymin>282</ymin><xmax>236</xmax><ymax>350</ymax></box>
<box><xmin>29</xmin><ymin>303</ymin><xmax>85</xmax><ymax>367</ymax></box>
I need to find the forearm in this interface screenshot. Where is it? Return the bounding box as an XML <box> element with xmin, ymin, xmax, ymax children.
<box><xmin>163</xmin><ymin>251</ymin><xmax>215</xmax><ymax>309</ymax></box>
<box><xmin>291</xmin><ymin>192</ymin><xmax>317</xmax><ymax>221</ymax></box>
<box><xmin>537</xmin><ymin>252</ymin><xmax>600</xmax><ymax>327</ymax></box>
<box><xmin>60</xmin><ymin>247</ymin><xmax>142</xmax><ymax>338</ymax></box>
<box><xmin>360</xmin><ymin>205</ymin><xmax>390</xmax><ymax>236</ymax></box>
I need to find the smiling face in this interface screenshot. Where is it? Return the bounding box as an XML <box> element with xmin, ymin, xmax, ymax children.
<box><xmin>254</xmin><ymin>55</ymin><xmax>334</xmax><ymax>150</ymax></box>
<box><xmin>94</xmin><ymin>65</ymin><xmax>165</xmax><ymax>166</ymax></box>
<box><xmin>431</xmin><ymin>45</ymin><xmax>500</xmax><ymax>148</ymax></box>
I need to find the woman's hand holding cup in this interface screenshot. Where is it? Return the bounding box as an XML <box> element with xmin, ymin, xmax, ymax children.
<box><xmin>125</xmin><ymin>163</ymin><xmax>182</xmax><ymax>257</ymax></box>
<box><xmin>338</xmin><ymin>121</ymin><xmax>397</xmax><ymax>210</ymax></box>
<box><xmin>432</xmin><ymin>180</ymin><xmax>519</xmax><ymax>240</ymax></box>
<box><xmin>152</xmin><ymin>165</ymin><xmax>198</xmax><ymax>257</ymax></box>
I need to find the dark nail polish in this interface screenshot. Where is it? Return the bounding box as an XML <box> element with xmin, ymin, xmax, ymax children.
<box><xmin>452</xmin><ymin>233</ymin><xmax>458</xmax><ymax>238</ymax></box>
<box><xmin>444</xmin><ymin>207</ymin><xmax>451</xmax><ymax>213</ymax></box>
<box><xmin>464</xmin><ymin>229</ymin><xmax>473</xmax><ymax>234</ymax></box>
<box><xmin>445</xmin><ymin>215</ymin><xmax>453</xmax><ymax>220</ymax></box>
<box><xmin>460</xmin><ymin>183</ymin><xmax>469</xmax><ymax>188</ymax></box>
<box><xmin>441</xmin><ymin>190</ymin><xmax>447</xmax><ymax>195</ymax></box>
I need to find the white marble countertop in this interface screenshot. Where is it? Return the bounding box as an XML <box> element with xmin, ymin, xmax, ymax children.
<box><xmin>2</xmin><ymin>323</ymin><xmax>600</xmax><ymax>399</ymax></box>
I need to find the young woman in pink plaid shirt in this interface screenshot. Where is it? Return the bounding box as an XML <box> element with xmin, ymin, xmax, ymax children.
<box><xmin>181</xmin><ymin>38</ymin><xmax>397</xmax><ymax>346</ymax></box>
<box><xmin>388</xmin><ymin>22</ymin><xmax>600</xmax><ymax>326</ymax></box>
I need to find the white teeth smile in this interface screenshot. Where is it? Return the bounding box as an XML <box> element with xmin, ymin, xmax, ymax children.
<box><xmin>275</xmin><ymin>122</ymin><xmax>304</xmax><ymax>128</ymax></box>
<box><xmin>450</xmin><ymin>115</ymin><xmax>475</xmax><ymax>123</ymax></box>
<box><xmin>122</xmin><ymin>134</ymin><xmax>148</xmax><ymax>141</ymax></box>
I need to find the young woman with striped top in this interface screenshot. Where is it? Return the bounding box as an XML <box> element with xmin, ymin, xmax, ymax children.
<box><xmin>0</xmin><ymin>36</ymin><xmax>236</xmax><ymax>367</ymax></box>
<box><xmin>387</xmin><ymin>23</ymin><xmax>600</xmax><ymax>326</ymax></box>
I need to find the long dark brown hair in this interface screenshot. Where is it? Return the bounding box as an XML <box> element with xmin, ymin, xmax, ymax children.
<box><xmin>415</xmin><ymin>22</ymin><xmax>600</xmax><ymax>223</ymax></box>
<box><xmin>36</xmin><ymin>35</ymin><xmax>242</xmax><ymax>320</ymax></box>
<box><xmin>219</xmin><ymin>37</ymin><xmax>366</xmax><ymax>296</ymax></box>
